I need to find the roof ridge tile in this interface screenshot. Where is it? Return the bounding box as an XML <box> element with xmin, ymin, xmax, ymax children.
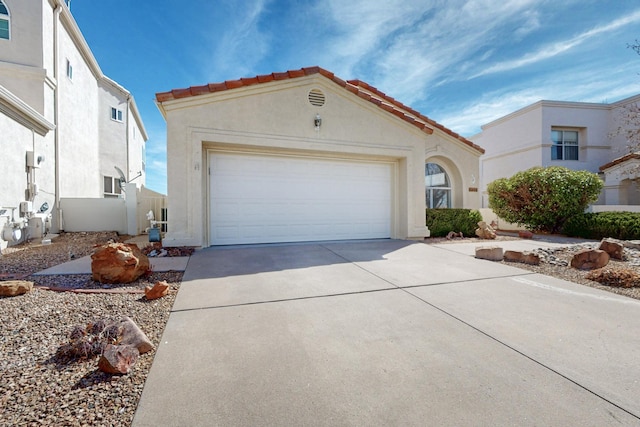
<box><xmin>155</xmin><ymin>66</ymin><xmax>484</xmax><ymax>154</ymax></box>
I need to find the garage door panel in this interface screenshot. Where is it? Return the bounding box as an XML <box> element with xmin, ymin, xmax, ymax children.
<box><xmin>210</xmin><ymin>153</ymin><xmax>392</xmax><ymax>245</ymax></box>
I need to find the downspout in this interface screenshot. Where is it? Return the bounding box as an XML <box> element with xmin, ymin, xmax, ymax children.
<box><xmin>126</xmin><ymin>94</ymin><xmax>131</xmax><ymax>183</ymax></box>
<box><xmin>53</xmin><ymin>4</ymin><xmax>62</xmax><ymax>231</ymax></box>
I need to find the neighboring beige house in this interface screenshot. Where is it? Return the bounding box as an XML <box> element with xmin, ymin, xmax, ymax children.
<box><xmin>0</xmin><ymin>0</ymin><xmax>148</xmax><ymax>250</ymax></box>
<box><xmin>156</xmin><ymin>66</ymin><xmax>484</xmax><ymax>247</ymax></box>
<box><xmin>472</xmin><ymin>94</ymin><xmax>640</xmax><ymax>207</ymax></box>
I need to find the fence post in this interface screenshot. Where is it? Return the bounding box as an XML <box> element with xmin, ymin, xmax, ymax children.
<box><xmin>125</xmin><ymin>183</ymin><xmax>138</xmax><ymax>236</ymax></box>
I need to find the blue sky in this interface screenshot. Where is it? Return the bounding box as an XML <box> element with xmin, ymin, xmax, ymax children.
<box><xmin>70</xmin><ymin>0</ymin><xmax>640</xmax><ymax>195</ymax></box>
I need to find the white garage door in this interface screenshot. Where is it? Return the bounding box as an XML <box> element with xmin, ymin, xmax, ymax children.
<box><xmin>209</xmin><ymin>152</ymin><xmax>392</xmax><ymax>245</ymax></box>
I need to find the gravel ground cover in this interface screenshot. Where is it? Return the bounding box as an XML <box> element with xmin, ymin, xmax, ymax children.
<box><xmin>425</xmin><ymin>234</ymin><xmax>640</xmax><ymax>300</ymax></box>
<box><xmin>1</xmin><ymin>232</ymin><xmax>183</xmax><ymax>427</ymax></box>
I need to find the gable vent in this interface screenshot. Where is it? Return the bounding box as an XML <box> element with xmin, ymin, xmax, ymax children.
<box><xmin>308</xmin><ymin>89</ymin><xmax>325</xmax><ymax>107</ymax></box>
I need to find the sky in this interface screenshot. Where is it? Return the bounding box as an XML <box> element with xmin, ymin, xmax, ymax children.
<box><xmin>69</xmin><ymin>0</ymin><xmax>640</xmax><ymax>195</ymax></box>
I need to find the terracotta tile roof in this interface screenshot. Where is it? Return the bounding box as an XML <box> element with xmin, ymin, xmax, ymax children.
<box><xmin>599</xmin><ymin>152</ymin><xmax>640</xmax><ymax>171</ymax></box>
<box><xmin>156</xmin><ymin>66</ymin><xmax>484</xmax><ymax>154</ymax></box>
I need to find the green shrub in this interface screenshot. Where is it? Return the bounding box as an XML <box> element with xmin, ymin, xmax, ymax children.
<box><xmin>487</xmin><ymin>167</ymin><xmax>603</xmax><ymax>233</ymax></box>
<box><xmin>426</xmin><ymin>209</ymin><xmax>483</xmax><ymax>237</ymax></box>
<box><xmin>562</xmin><ymin>211</ymin><xmax>640</xmax><ymax>240</ymax></box>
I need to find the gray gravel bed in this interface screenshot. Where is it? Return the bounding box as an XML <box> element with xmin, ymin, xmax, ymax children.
<box><xmin>0</xmin><ymin>272</ymin><xmax>181</xmax><ymax>427</ymax></box>
<box><xmin>1</xmin><ymin>232</ymin><xmax>183</xmax><ymax>427</ymax></box>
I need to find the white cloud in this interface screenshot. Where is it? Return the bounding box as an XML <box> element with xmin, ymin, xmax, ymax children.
<box><xmin>471</xmin><ymin>8</ymin><xmax>640</xmax><ymax>79</ymax></box>
<box><xmin>202</xmin><ymin>0</ymin><xmax>272</xmax><ymax>80</ymax></box>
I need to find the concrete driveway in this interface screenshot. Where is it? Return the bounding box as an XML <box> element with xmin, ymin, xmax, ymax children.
<box><xmin>133</xmin><ymin>240</ymin><xmax>640</xmax><ymax>426</ymax></box>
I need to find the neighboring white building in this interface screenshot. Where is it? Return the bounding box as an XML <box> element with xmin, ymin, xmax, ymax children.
<box><xmin>156</xmin><ymin>67</ymin><xmax>485</xmax><ymax>247</ymax></box>
<box><xmin>472</xmin><ymin>94</ymin><xmax>640</xmax><ymax>207</ymax></box>
<box><xmin>0</xmin><ymin>0</ymin><xmax>148</xmax><ymax>249</ymax></box>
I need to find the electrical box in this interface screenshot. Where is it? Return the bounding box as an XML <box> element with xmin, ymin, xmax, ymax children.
<box><xmin>20</xmin><ymin>201</ymin><xmax>33</xmax><ymax>215</ymax></box>
<box><xmin>26</xmin><ymin>151</ymin><xmax>44</xmax><ymax>168</ymax></box>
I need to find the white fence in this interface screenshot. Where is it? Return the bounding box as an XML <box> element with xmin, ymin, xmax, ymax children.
<box><xmin>60</xmin><ymin>198</ymin><xmax>127</xmax><ymax>234</ymax></box>
<box><xmin>60</xmin><ymin>184</ymin><xmax>167</xmax><ymax>236</ymax></box>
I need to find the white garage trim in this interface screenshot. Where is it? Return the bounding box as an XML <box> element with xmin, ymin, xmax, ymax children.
<box><xmin>208</xmin><ymin>151</ymin><xmax>394</xmax><ymax>245</ymax></box>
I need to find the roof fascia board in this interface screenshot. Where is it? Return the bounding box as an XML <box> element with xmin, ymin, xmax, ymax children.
<box><xmin>0</xmin><ymin>84</ymin><xmax>55</xmax><ymax>135</ymax></box>
<box><xmin>56</xmin><ymin>0</ymin><xmax>103</xmax><ymax>81</ymax></box>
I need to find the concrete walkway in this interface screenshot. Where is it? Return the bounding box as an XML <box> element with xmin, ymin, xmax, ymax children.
<box><xmin>133</xmin><ymin>239</ymin><xmax>640</xmax><ymax>426</ymax></box>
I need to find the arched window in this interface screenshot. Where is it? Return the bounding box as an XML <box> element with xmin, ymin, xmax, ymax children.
<box><xmin>0</xmin><ymin>0</ymin><xmax>9</xmax><ymax>40</ymax></box>
<box><xmin>425</xmin><ymin>163</ymin><xmax>451</xmax><ymax>208</ymax></box>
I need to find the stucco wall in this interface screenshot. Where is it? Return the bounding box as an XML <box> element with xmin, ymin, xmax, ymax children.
<box><xmin>56</xmin><ymin>18</ymin><xmax>100</xmax><ymax>198</ymax></box>
<box><xmin>161</xmin><ymin>75</ymin><xmax>481</xmax><ymax>247</ymax></box>
<box><xmin>540</xmin><ymin>104</ymin><xmax>610</xmax><ymax>172</ymax></box>
<box><xmin>98</xmin><ymin>81</ymin><xmax>129</xmax><ymax>185</ymax></box>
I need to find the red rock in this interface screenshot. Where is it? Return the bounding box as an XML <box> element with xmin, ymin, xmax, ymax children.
<box><xmin>0</xmin><ymin>280</ymin><xmax>33</xmax><ymax>297</ymax></box>
<box><xmin>518</xmin><ymin>230</ymin><xmax>534</xmax><ymax>239</ymax></box>
<box><xmin>119</xmin><ymin>316</ymin><xmax>154</xmax><ymax>354</ymax></box>
<box><xmin>570</xmin><ymin>249</ymin><xmax>610</xmax><ymax>270</ymax></box>
<box><xmin>91</xmin><ymin>243</ymin><xmax>150</xmax><ymax>284</ymax></box>
<box><xmin>98</xmin><ymin>344</ymin><xmax>139</xmax><ymax>375</ymax></box>
<box><xmin>599</xmin><ymin>238</ymin><xmax>624</xmax><ymax>260</ymax></box>
<box><xmin>145</xmin><ymin>281</ymin><xmax>170</xmax><ymax>300</ymax></box>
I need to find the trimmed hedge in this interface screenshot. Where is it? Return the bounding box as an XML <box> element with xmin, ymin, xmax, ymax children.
<box><xmin>426</xmin><ymin>209</ymin><xmax>483</xmax><ymax>237</ymax></box>
<box><xmin>562</xmin><ymin>211</ymin><xmax>640</xmax><ymax>240</ymax></box>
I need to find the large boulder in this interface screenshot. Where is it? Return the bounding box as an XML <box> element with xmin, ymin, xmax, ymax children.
<box><xmin>0</xmin><ymin>280</ymin><xmax>33</xmax><ymax>297</ymax></box>
<box><xmin>91</xmin><ymin>243</ymin><xmax>150</xmax><ymax>284</ymax></box>
<box><xmin>570</xmin><ymin>249</ymin><xmax>610</xmax><ymax>270</ymax></box>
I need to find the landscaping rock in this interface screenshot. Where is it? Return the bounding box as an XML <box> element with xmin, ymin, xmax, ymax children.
<box><xmin>624</xmin><ymin>240</ymin><xmax>640</xmax><ymax>250</ymax></box>
<box><xmin>475</xmin><ymin>221</ymin><xmax>497</xmax><ymax>239</ymax></box>
<box><xmin>446</xmin><ymin>231</ymin><xmax>464</xmax><ymax>240</ymax></box>
<box><xmin>98</xmin><ymin>344</ymin><xmax>139</xmax><ymax>375</ymax></box>
<box><xmin>518</xmin><ymin>230</ymin><xmax>534</xmax><ymax>239</ymax></box>
<box><xmin>145</xmin><ymin>281</ymin><xmax>170</xmax><ymax>300</ymax></box>
<box><xmin>0</xmin><ymin>280</ymin><xmax>33</xmax><ymax>297</ymax></box>
<box><xmin>475</xmin><ymin>246</ymin><xmax>503</xmax><ymax>261</ymax></box>
<box><xmin>119</xmin><ymin>316</ymin><xmax>154</xmax><ymax>354</ymax></box>
<box><xmin>599</xmin><ymin>238</ymin><xmax>624</xmax><ymax>260</ymax></box>
<box><xmin>504</xmin><ymin>250</ymin><xmax>541</xmax><ymax>265</ymax></box>
<box><xmin>570</xmin><ymin>249</ymin><xmax>610</xmax><ymax>270</ymax></box>
<box><xmin>91</xmin><ymin>243</ymin><xmax>150</xmax><ymax>284</ymax></box>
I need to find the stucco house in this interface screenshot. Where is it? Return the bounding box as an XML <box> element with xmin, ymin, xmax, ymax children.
<box><xmin>472</xmin><ymin>94</ymin><xmax>640</xmax><ymax>208</ymax></box>
<box><xmin>156</xmin><ymin>66</ymin><xmax>484</xmax><ymax>247</ymax></box>
<box><xmin>0</xmin><ymin>0</ymin><xmax>148</xmax><ymax>249</ymax></box>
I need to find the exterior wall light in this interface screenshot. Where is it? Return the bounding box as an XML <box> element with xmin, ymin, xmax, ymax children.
<box><xmin>314</xmin><ymin>113</ymin><xmax>322</xmax><ymax>130</ymax></box>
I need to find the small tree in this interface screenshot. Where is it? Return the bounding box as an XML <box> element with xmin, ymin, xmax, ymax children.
<box><xmin>487</xmin><ymin>167</ymin><xmax>603</xmax><ymax>233</ymax></box>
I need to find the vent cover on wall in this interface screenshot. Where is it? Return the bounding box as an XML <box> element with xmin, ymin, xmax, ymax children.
<box><xmin>308</xmin><ymin>89</ymin><xmax>326</xmax><ymax>107</ymax></box>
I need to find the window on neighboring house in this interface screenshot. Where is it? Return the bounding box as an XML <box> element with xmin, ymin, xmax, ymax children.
<box><xmin>551</xmin><ymin>129</ymin><xmax>579</xmax><ymax>161</ymax></box>
<box><xmin>425</xmin><ymin>163</ymin><xmax>451</xmax><ymax>208</ymax></box>
<box><xmin>66</xmin><ymin>59</ymin><xmax>73</xmax><ymax>80</ymax></box>
<box><xmin>103</xmin><ymin>176</ymin><xmax>122</xmax><ymax>198</ymax></box>
<box><xmin>0</xmin><ymin>1</ymin><xmax>10</xmax><ymax>40</ymax></box>
<box><xmin>142</xmin><ymin>146</ymin><xmax>146</xmax><ymax>171</ymax></box>
<box><xmin>111</xmin><ymin>107</ymin><xmax>123</xmax><ymax>122</ymax></box>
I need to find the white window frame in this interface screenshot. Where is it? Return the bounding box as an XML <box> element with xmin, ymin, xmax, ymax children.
<box><xmin>66</xmin><ymin>59</ymin><xmax>73</xmax><ymax>80</ymax></box>
<box><xmin>111</xmin><ymin>107</ymin><xmax>123</xmax><ymax>122</ymax></box>
<box><xmin>0</xmin><ymin>0</ymin><xmax>10</xmax><ymax>40</ymax></box>
<box><xmin>425</xmin><ymin>163</ymin><xmax>452</xmax><ymax>209</ymax></box>
<box><xmin>551</xmin><ymin>129</ymin><xmax>579</xmax><ymax>161</ymax></box>
<box><xmin>103</xmin><ymin>176</ymin><xmax>122</xmax><ymax>198</ymax></box>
